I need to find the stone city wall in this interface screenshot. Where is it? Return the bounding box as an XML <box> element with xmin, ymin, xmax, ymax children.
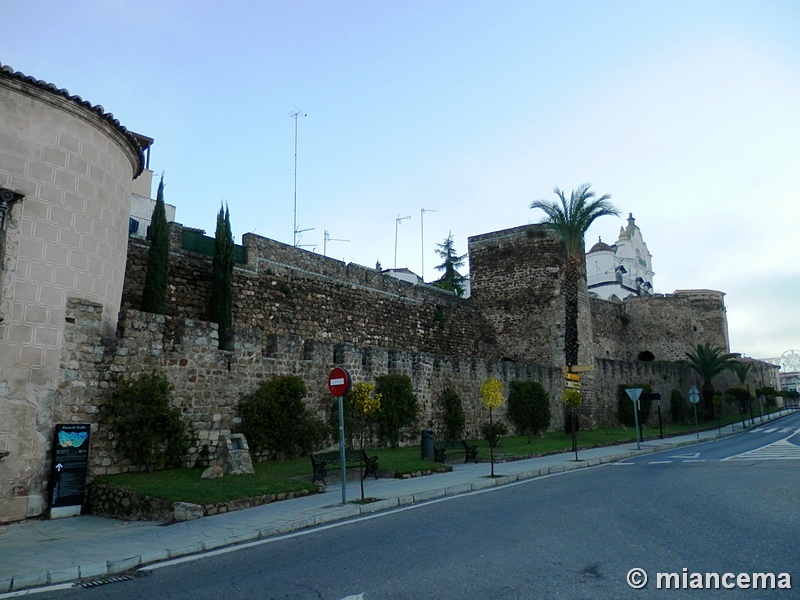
<box><xmin>122</xmin><ymin>224</ymin><xmax>499</xmax><ymax>359</ymax></box>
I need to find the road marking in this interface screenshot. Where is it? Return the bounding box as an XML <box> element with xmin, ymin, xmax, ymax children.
<box><xmin>670</xmin><ymin>452</ymin><xmax>700</xmax><ymax>459</ymax></box>
<box><xmin>649</xmin><ymin>461</ymin><xmax>672</xmax><ymax>464</ymax></box>
<box><xmin>613</xmin><ymin>462</ymin><xmax>635</xmax><ymax>466</ymax></box>
<box><xmin>682</xmin><ymin>459</ymin><xmax>706</xmax><ymax>462</ymax></box>
<box><xmin>723</xmin><ymin>438</ymin><xmax>800</xmax><ymax>461</ymax></box>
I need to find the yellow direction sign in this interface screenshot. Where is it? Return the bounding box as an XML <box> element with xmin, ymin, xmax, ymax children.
<box><xmin>564</xmin><ymin>373</ymin><xmax>581</xmax><ymax>381</ymax></box>
<box><xmin>562</xmin><ymin>364</ymin><xmax>594</xmax><ymax>373</ymax></box>
<box><xmin>565</xmin><ymin>380</ymin><xmax>582</xmax><ymax>390</ymax></box>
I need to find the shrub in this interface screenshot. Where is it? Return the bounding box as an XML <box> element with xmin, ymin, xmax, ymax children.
<box><xmin>617</xmin><ymin>384</ymin><xmax>652</xmax><ymax>428</ymax></box>
<box><xmin>481</xmin><ymin>421</ymin><xmax>508</xmax><ymax>448</ymax></box>
<box><xmin>669</xmin><ymin>389</ymin><xmax>688</xmax><ymax>424</ymax></box>
<box><xmin>440</xmin><ymin>387</ymin><xmax>465</xmax><ymax>440</ymax></box>
<box><xmin>102</xmin><ymin>372</ymin><xmax>189</xmax><ymax>472</ymax></box>
<box><xmin>375</xmin><ymin>374</ymin><xmax>419</xmax><ymax>447</ymax></box>
<box><xmin>238</xmin><ymin>375</ymin><xmax>328</xmax><ymax>459</ymax></box>
<box><xmin>507</xmin><ymin>380</ymin><xmax>551</xmax><ymax>443</ymax></box>
<box><xmin>726</xmin><ymin>387</ymin><xmax>751</xmax><ymax>416</ymax></box>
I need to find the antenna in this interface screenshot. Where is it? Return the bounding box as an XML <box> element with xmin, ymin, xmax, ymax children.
<box><xmin>394</xmin><ymin>214</ymin><xmax>411</xmax><ymax>269</ymax></box>
<box><xmin>324</xmin><ymin>230</ymin><xmax>350</xmax><ymax>257</ymax></box>
<box><xmin>295</xmin><ymin>226</ymin><xmax>315</xmax><ymax>247</ymax></box>
<box><xmin>290</xmin><ymin>110</ymin><xmax>307</xmax><ymax>246</ymax></box>
<box><xmin>421</xmin><ymin>207</ymin><xmax>436</xmax><ymax>282</ymax></box>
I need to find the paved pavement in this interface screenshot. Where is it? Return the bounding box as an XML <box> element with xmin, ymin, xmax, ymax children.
<box><xmin>0</xmin><ymin>420</ymin><xmax>775</xmax><ymax>594</ymax></box>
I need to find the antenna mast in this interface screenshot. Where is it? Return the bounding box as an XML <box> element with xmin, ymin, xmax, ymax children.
<box><xmin>324</xmin><ymin>230</ymin><xmax>350</xmax><ymax>257</ymax></box>
<box><xmin>290</xmin><ymin>110</ymin><xmax>307</xmax><ymax>246</ymax></box>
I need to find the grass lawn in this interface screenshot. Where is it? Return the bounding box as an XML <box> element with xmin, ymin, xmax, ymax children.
<box><xmin>95</xmin><ymin>407</ymin><xmax>789</xmax><ymax>505</ymax></box>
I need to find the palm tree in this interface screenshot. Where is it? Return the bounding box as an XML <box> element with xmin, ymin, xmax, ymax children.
<box><xmin>530</xmin><ymin>183</ymin><xmax>619</xmax><ymax>367</ymax></box>
<box><xmin>685</xmin><ymin>343</ymin><xmax>737</xmax><ymax>419</ymax></box>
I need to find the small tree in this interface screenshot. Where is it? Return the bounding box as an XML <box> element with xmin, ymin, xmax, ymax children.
<box><xmin>480</xmin><ymin>377</ymin><xmax>505</xmax><ymax>477</ymax></box>
<box><xmin>211</xmin><ymin>203</ymin><xmax>234</xmax><ymax>349</ymax></box>
<box><xmin>440</xmin><ymin>387</ymin><xmax>465</xmax><ymax>440</ymax></box>
<box><xmin>347</xmin><ymin>382</ymin><xmax>381</xmax><ymax>500</ymax></box>
<box><xmin>102</xmin><ymin>372</ymin><xmax>188</xmax><ymax>472</ymax></box>
<box><xmin>375</xmin><ymin>374</ymin><xmax>419</xmax><ymax>448</ymax></box>
<box><xmin>238</xmin><ymin>375</ymin><xmax>327</xmax><ymax>459</ymax></box>
<box><xmin>141</xmin><ymin>175</ymin><xmax>169</xmax><ymax>314</ymax></box>
<box><xmin>507</xmin><ymin>380</ymin><xmax>551</xmax><ymax>443</ymax></box>
<box><xmin>670</xmin><ymin>389</ymin><xmax>688</xmax><ymax>425</ymax></box>
<box><xmin>433</xmin><ymin>232</ymin><xmax>467</xmax><ymax>296</ymax></box>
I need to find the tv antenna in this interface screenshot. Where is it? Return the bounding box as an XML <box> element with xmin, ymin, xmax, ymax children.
<box><xmin>394</xmin><ymin>214</ymin><xmax>411</xmax><ymax>269</ymax></box>
<box><xmin>421</xmin><ymin>207</ymin><xmax>436</xmax><ymax>282</ymax></box>
<box><xmin>324</xmin><ymin>230</ymin><xmax>350</xmax><ymax>257</ymax></box>
<box><xmin>290</xmin><ymin>109</ymin><xmax>307</xmax><ymax>246</ymax></box>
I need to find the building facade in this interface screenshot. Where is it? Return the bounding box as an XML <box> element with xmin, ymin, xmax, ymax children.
<box><xmin>586</xmin><ymin>213</ymin><xmax>654</xmax><ymax>300</ymax></box>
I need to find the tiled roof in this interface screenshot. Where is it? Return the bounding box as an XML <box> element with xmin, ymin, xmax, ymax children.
<box><xmin>0</xmin><ymin>63</ymin><xmax>144</xmax><ymax>177</ymax></box>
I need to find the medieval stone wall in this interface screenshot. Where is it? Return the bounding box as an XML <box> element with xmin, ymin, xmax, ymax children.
<box><xmin>54</xmin><ymin>299</ymin><xmax>570</xmax><ymax>477</ymax></box>
<box><xmin>468</xmin><ymin>225</ymin><xmax>576</xmax><ymax>366</ymax></box>
<box><xmin>121</xmin><ymin>224</ymin><xmax>499</xmax><ymax>358</ymax></box>
<box><xmin>590</xmin><ymin>291</ymin><xmax>730</xmax><ymax>363</ymax></box>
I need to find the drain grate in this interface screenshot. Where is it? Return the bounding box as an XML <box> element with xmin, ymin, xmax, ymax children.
<box><xmin>77</xmin><ymin>571</ymin><xmax>148</xmax><ymax>588</ymax></box>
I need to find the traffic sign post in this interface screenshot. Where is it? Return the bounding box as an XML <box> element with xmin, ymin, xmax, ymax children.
<box><xmin>688</xmin><ymin>385</ymin><xmax>700</xmax><ymax>439</ymax></box>
<box><xmin>625</xmin><ymin>388</ymin><xmax>643</xmax><ymax>450</ymax></box>
<box><xmin>328</xmin><ymin>367</ymin><xmax>352</xmax><ymax>505</ymax></box>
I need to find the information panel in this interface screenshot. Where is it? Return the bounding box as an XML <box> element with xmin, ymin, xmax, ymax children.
<box><xmin>50</xmin><ymin>423</ymin><xmax>91</xmax><ymax>510</ymax></box>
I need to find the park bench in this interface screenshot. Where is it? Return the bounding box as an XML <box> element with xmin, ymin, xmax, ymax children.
<box><xmin>310</xmin><ymin>449</ymin><xmax>379</xmax><ymax>486</ymax></box>
<box><xmin>434</xmin><ymin>440</ymin><xmax>478</xmax><ymax>464</ymax></box>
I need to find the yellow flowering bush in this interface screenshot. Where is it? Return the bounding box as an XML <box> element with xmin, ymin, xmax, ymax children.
<box><xmin>562</xmin><ymin>388</ymin><xmax>583</xmax><ymax>409</ymax></box>
<box><xmin>349</xmin><ymin>382</ymin><xmax>382</xmax><ymax>417</ymax></box>
<box><xmin>480</xmin><ymin>377</ymin><xmax>504</xmax><ymax>410</ymax></box>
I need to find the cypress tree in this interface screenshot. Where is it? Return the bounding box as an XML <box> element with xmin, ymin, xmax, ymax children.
<box><xmin>141</xmin><ymin>175</ymin><xmax>169</xmax><ymax>314</ymax></box>
<box><xmin>211</xmin><ymin>203</ymin><xmax>234</xmax><ymax>349</ymax></box>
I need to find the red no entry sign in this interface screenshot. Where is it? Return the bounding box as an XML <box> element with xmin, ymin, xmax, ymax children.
<box><xmin>328</xmin><ymin>367</ymin><xmax>351</xmax><ymax>397</ymax></box>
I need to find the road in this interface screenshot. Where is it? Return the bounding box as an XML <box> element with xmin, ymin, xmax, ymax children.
<box><xmin>31</xmin><ymin>412</ymin><xmax>800</xmax><ymax>599</ymax></box>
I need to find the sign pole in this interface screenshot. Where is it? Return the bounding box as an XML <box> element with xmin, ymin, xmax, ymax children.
<box><xmin>328</xmin><ymin>367</ymin><xmax>352</xmax><ymax>506</ymax></box>
<box><xmin>625</xmin><ymin>388</ymin><xmax>643</xmax><ymax>450</ymax></box>
<box><xmin>338</xmin><ymin>395</ymin><xmax>346</xmax><ymax>505</ymax></box>
<box><xmin>688</xmin><ymin>386</ymin><xmax>701</xmax><ymax>439</ymax></box>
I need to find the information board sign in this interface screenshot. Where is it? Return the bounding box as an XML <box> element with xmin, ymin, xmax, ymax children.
<box><xmin>50</xmin><ymin>423</ymin><xmax>91</xmax><ymax>514</ymax></box>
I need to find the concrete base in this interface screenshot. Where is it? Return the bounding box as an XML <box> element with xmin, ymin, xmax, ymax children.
<box><xmin>50</xmin><ymin>505</ymin><xmax>81</xmax><ymax>519</ymax></box>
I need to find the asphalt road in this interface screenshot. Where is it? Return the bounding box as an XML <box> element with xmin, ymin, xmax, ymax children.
<box><xmin>32</xmin><ymin>413</ymin><xmax>800</xmax><ymax>600</ymax></box>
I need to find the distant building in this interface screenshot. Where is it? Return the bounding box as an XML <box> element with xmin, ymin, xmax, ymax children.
<box><xmin>127</xmin><ymin>134</ymin><xmax>176</xmax><ymax>238</ymax></box>
<box><xmin>586</xmin><ymin>213</ymin><xmax>654</xmax><ymax>301</ymax></box>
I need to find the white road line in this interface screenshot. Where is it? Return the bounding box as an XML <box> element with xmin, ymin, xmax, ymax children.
<box><xmin>649</xmin><ymin>461</ymin><xmax>672</xmax><ymax>464</ymax></box>
<box><xmin>723</xmin><ymin>438</ymin><xmax>800</xmax><ymax>461</ymax></box>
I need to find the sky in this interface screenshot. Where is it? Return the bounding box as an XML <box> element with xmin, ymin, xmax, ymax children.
<box><xmin>4</xmin><ymin>0</ymin><xmax>799</xmax><ymax>363</ymax></box>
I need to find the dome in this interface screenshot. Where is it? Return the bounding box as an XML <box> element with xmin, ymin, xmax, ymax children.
<box><xmin>588</xmin><ymin>237</ymin><xmax>614</xmax><ymax>253</ymax></box>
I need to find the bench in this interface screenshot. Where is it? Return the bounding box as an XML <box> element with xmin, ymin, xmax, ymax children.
<box><xmin>310</xmin><ymin>449</ymin><xmax>379</xmax><ymax>486</ymax></box>
<box><xmin>434</xmin><ymin>440</ymin><xmax>478</xmax><ymax>464</ymax></box>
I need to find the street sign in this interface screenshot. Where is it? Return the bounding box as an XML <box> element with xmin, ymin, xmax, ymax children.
<box><xmin>564</xmin><ymin>373</ymin><xmax>581</xmax><ymax>381</ymax></box>
<box><xmin>625</xmin><ymin>389</ymin><xmax>643</xmax><ymax>450</ymax></box>
<box><xmin>562</xmin><ymin>365</ymin><xmax>594</xmax><ymax>373</ymax></box>
<box><xmin>565</xmin><ymin>380</ymin><xmax>582</xmax><ymax>390</ymax></box>
<box><xmin>688</xmin><ymin>386</ymin><xmax>700</xmax><ymax>404</ymax></box>
<box><xmin>625</xmin><ymin>388</ymin><xmax>643</xmax><ymax>402</ymax></box>
<box><xmin>327</xmin><ymin>367</ymin><xmax>352</xmax><ymax>397</ymax></box>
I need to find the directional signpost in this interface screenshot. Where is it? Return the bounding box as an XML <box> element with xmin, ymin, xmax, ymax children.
<box><xmin>625</xmin><ymin>388</ymin><xmax>643</xmax><ymax>450</ymax></box>
<box><xmin>328</xmin><ymin>367</ymin><xmax>352</xmax><ymax>504</ymax></box>
<box><xmin>688</xmin><ymin>385</ymin><xmax>701</xmax><ymax>439</ymax></box>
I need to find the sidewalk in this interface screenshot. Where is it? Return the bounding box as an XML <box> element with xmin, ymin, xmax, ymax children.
<box><xmin>0</xmin><ymin>423</ymin><xmax>758</xmax><ymax>593</ymax></box>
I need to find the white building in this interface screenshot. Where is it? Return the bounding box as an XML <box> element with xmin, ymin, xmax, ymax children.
<box><xmin>127</xmin><ymin>133</ymin><xmax>176</xmax><ymax>239</ymax></box>
<box><xmin>586</xmin><ymin>213</ymin><xmax>654</xmax><ymax>301</ymax></box>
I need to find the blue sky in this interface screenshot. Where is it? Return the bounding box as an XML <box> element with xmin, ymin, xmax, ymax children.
<box><xmin>5</xmin><ymin>0</ymin><xmax>799</xmax><ymax>362</ymax></box>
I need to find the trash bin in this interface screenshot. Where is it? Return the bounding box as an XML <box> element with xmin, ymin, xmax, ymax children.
<box><xmin>421</xmin><ymin>429</ymin><xmax>434</xmax><ymax>460</ymax></box>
